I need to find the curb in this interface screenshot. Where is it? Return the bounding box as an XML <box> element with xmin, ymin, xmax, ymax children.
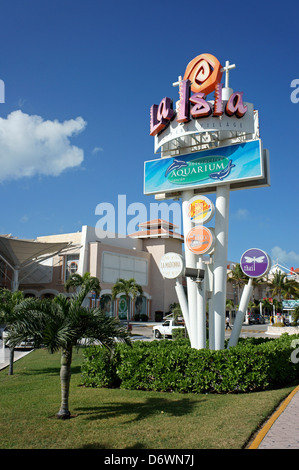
<box><xmin>248</xmin><ymin>384</ymin><xmax>299</xmax><ymax>449</ymax></box>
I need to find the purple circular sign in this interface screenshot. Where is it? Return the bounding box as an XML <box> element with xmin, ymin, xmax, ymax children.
<box><xmin>240</xmin><ymin>248</ymin><xmax>271</xmax><ymax>278</ymax></box>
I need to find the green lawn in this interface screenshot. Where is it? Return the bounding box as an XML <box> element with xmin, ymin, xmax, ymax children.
<box><xmin>0</xmin><ymin>347</ymin><xmax>296</xmax><ymax>449</ymax></box>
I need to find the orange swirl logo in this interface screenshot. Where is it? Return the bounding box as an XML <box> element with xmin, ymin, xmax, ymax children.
<box><xmin>183</xmin><ymin>53</ymin><xmax>223</xmax><ymax>96</ymax></box>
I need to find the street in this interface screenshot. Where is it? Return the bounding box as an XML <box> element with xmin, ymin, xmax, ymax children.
<box><xmin>130</xmin><ymin>322</ymin><xmax>273</xmax><ymax>342</ymax></box>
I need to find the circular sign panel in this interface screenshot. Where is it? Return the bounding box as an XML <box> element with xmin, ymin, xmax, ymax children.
<box><xmin>186</xmin><ymin>195</ymin><xmax>215</xmax><ymax>224</ymax></box>
<box><xmin>240</xmin><ymin>248</ymin><xmax>271</xmax><ymax>278</ymax></box>
<box><xmin>159</xmin><ymin>252</ymin><xmax>184</xmax><ymax>279</ymax></box>
<box><xmin>186</xmin><ymin>226</ymin><xmax>215</xmax><ymax>255</ymax></box>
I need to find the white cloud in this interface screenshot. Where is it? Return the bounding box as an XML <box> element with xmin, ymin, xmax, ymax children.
<box><xmin>20</xmin><ymin>215</ymin><xmax>29</xmax><ymax>223</ymax></box>
<box><xmin>271</xmin><ymin>246</ymin><xmax>299</xmax><ymax>267</ymax></box>
<box><xmin>231</xmin><ymin>208</ymin><xmax>250</xmax><ymax>220</ymax></box>
<box><xmin>0</xmin><ymin>110</ymin><xmax>87</xmax><ymax>182</ymax></box>
<box><xmin>92</xmin><ymin>146</ymin><xmax>103</xmax><ymax>155</ymax></box>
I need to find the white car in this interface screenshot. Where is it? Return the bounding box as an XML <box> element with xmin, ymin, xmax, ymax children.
<box><xmin>153</xmin><ymin>319</ymin><xmax>185</xmax><ymax>338</ymax></box>
<box><xmin>2</xmin><ymin>328</ymin><xmax>33</xmax><ymax>349</ymax></box>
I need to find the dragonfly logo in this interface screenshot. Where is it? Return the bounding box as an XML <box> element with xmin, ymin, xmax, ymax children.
<box><xmin>244</xmin><ymin>255</ymin><xmax>265</xmax><ymax>270</ymax></box>
<box><xmin>0</xmin><ymin>79</ymin><xmax>5</xmax><ymax>103</ymax></box>
<box><xmin>240</xmin><ymin>248</ymin><xmax>271</xmax><ymax>279</ymax></box>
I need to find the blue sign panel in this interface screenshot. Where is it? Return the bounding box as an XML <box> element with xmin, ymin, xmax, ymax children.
<box><xmin>144</xmin><ymin>139</ymin><xmax>263</xmax><ymax>195</ymax></box>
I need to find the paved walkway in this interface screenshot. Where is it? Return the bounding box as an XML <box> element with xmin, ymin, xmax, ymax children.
<box><xmin>249</xmin><ymin>385</ymin><xmax>299</xmax><ymax>449</ymax></box>
<box><xmin>0</xmin><ymin>341</ymin><xmax>33</xmax><ymax>371</ymax></box>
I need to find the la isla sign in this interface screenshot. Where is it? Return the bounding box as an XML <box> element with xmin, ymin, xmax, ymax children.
<box><xmin>150</xmin><ymin>53</ymin><xmax>248</xmax><ymax>137</ymax></box>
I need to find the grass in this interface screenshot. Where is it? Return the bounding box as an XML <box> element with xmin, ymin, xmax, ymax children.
<box><xmin>0</xmin><ymin>347</ymin><xmax>296</xmax><ymax>449</ymax></box>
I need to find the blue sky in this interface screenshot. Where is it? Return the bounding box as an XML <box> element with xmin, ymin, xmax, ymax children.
<box><xmin>0</xmin><ymin>0</ymin><xmax>298</xmax><ymax>268</ymax></box>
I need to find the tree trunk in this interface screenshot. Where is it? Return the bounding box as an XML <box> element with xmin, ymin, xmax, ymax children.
<box><xmin>9</xmin><ymin>347</ymin><xmax>14</xmax><ymax>376</ymax></box>
<box><xmin>57</xmin><ymin>346</ymin><xmax>72</xmax><ymax>419</ymax></box>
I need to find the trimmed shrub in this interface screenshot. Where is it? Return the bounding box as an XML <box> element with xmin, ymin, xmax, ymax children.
<box><xmin>81</xmin><ymin>345</ymin><xmax>121</xmax><ymax>388</ymax></box>
<box><xmin>81</xmin><ymin>334</ymin><xmax>299</xmax><ymax>393</ymax></box>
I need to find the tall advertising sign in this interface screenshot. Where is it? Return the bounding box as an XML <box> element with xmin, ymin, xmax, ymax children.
<box><xmin>145</xmin><ymin>53</ymin><xmax>270</xmax><ymax>350</ymax></box>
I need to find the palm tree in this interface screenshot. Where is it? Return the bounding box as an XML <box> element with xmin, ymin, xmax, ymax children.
<box><xmin>261</xmin><ymin>298</ymin><xmax>272</xmax><ymax>316</ymax></box>
<box><xmin>0</xmin><ymin>288</ymin><xmax>24</xmax><ymax>375</ymax></box>
<box><xmin>227</xmin><ymin>264</ymin><xmax>247</xmax><ymax>304</ymax></box>
<box><xmin>268</xmin><ymin>270</ymin><xmax>298</xmax><ymax>303</ymax></box>
<box><xmin>112</xmin><ymin>278</ymin><xmax>143</xmax><ymax>328</ymax></box>
<box><xmin>64</xmin><ymin>272</ymin><xmax>101</xmax><ymax>304</ymax></box>
<box><xmin>6</xmin><ymin>289</ymin><xmax>130</xmax><ymax>419</ymax></box>
<box><xmin>226</xmin><ymin>299</ymin><xmax>235</xmax><ymax>324</ymax></box>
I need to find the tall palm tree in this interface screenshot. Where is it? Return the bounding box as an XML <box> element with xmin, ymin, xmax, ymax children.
<box><xmin>0</xmin><ymin>288</ymin><xmax>24</xmax><ymax>375</ymax></box>
<box><xmin>6</xmin><ymin>290</ymin><xmax>130</xmax><ymax>419</ymax></box>
<box><xmin>112</xmin><ymin>278</ymin><xmax>143</xmax><ymax>328</ymax></box>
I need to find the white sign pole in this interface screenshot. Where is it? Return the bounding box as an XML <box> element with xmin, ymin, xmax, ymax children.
<box><xmin>182</xmin><ymin>190</ymin><xmax>198</xmax><ymax>348</ymax></box>
<box><xmin>196</xmin><ymin>257</ymin><xmax>206</xmax><ymax>349</ymax></box>
<box><xmin>175</xmin><ymin>280</ymin><xmax>191</xmax><ymax>338</ymax></box>
<box><xmin>228</xmin><ymin>278</ymin><xmax>253</xmax><ymax>348</ymax></box>
<box><xmin>213</xmin><ymin>184</ymin><xmax>230</xmax><ymax>350</ymax></box>
<box><xmin>208</xmin><ymin>263</ymin><xmax>215</xmax><ymax>349</ymax></box>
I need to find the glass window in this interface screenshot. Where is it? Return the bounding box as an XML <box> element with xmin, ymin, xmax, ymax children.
<box><xmin>65</xmin><ymin>254</ymin><xmax>79</xmax><ymax>281</ymax></box>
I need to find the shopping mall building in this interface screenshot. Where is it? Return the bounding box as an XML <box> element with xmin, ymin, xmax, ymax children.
<box><xmin>0</xmin><ymin>220</ymin><xmax>185</xmax><ymax>321</ymax></box>
<box><xmin>0</xmin><ymin>218</ymin><xmax>277</xmax><ymax>321</ymax></box>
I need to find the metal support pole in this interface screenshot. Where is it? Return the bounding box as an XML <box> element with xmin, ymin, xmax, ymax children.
<box><xmin>213</xmin><ymin>185</ymin><xmax>230</xmax><ymax>350</ymax></box>
<box><xmin>175</xmin><ymin>280</ymin><xmax>191</xmax><ymax>339</ymax></box>
<box><xmin>12</xmin><ymin>268</ymin><xmax>19</xmax><ymax>292</ymax></box>
<box><xmin>207</xmin><ymin>262</ymin><xmax>215</xmax><ymax>349</ymax></box>
<box><xmin>196</xmin><ymin>258</ymin><xmax>206</xmax><ymax>349</ymax></box>
<box><xmin>181</xmin><ymin>190</ymin><xmax>198</xmax><ymax>348</ymax></box>
<box><xmin>228</xmin><ymin>278</ymin><xmax>253</xmax><ymax>348</ymax></box>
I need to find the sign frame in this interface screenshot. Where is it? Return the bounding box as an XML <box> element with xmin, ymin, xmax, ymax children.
<box><xmin>240</xmin><ymin>248</ymin><xmax>271</xmax><ymax>278</ymax></box>
<box><xmin>186</xmin><ymin>195</ymin><xmax>215</xmax><ymax>224</ymax></box>
<box><xmin>159</xmin><ymin>252</ymin><xmax>185</xmax><ymax>279</ymax></box>
<box><xmin>186</xmin><ymin>226</ymin><xmax>215</xmax><ymax>255</ymax></box>
<box><xmin>144</xmin><ymin>139</ymin><xmax>265</xmax><ymax>196</ymax></box>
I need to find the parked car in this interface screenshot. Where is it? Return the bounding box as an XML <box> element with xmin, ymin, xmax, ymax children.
<box><xmin>2</xmin><ymin>328</ymin><xmax>34</xmax><ymax>348</ymax></box>
<box><xmin>153</xmin><ymin>319</ymin><xmax>184</xmax><ymax>338</ymax></box>
<box><xmin>248</xmin><ymin>314</ymin><xmax>265</xmax><ymax>325</ymax></box>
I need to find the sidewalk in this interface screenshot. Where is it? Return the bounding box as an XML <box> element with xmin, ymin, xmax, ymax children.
<box><xmin>0</xmin><ymin>340</ymin><xmax>33</xmax><ymax>371</ymax></box>
<box><xmin>249</xmin><ymin>385</ymin><xmax>299</xmax><ymax>449</ymax></box>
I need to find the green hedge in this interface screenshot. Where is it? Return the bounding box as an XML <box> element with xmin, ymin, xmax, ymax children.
<box><xmin>81</xmin><ymin>334</ymin><xmax>299</xmax><ymax>393</ymax></box>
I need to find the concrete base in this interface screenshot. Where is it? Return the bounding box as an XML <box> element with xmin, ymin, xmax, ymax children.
<box><xmin>266</xmin><ymin>326</ymin><xmax>299</xmax><ymax>336</ymax></box>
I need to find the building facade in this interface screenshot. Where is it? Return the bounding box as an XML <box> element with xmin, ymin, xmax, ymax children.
<box><xmin>1</xmin><ymin>220</ymin><xmax>184</xmax><ymax>321</ymax></box>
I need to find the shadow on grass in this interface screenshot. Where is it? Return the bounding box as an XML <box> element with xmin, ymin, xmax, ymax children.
<box><xmin>75</xmin><ymin>396</ymin><xmax>204</xmax><ymax>423</ymax></box>
<box><xmin>20</xmin><ymin>365</ymin><xmax>82</xmax><ymax>376</ymax></box>
<box><xmin>79</xmin><ymin>442</ymin><xmax>146</xmax><ymax>449</ymax></box>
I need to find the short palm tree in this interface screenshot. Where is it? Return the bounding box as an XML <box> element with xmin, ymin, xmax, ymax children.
<box><xmin>226</xmin><ymin>299</ymin><xmax>235</xmax><ymax>324</ymax></box>
<box><xmin>112</xmin><ymin>278</ymin><xmax>143</xmax><ymax>328</ymax></box>
<box><xmin>227</xmin><ymin>264</ymin><xmax>248</xmax><ymax>304</ymax></box>
<box><xmin>261</xmin><ymin>298</ymin><xmax>272</xmax><ymax>316</ymax></box>
<box><xmin>268</xmin><ymin>270</ymin><xmax>298</xmax><ymax>302</ymax></box>
<box><xmin>0</xmin><ymin>288</ymin><xmax>24</xmax><ymax>375</ymax></box>
<box><xmin>6</xmin><ymin>290</ymin><xmax>130</xmax><ymax>419</ymax></box>
<box><xmin>64</xmin><ymin>272</ymin><xmax>101</xmax><ymax>302</ymax></box>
